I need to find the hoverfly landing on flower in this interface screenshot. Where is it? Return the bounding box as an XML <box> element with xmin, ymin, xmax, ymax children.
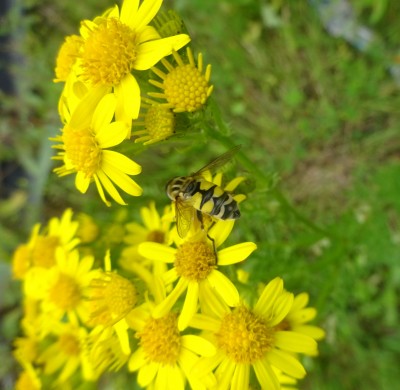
<box><xmin>166</xmin><ymin>146</ymin><xmax>241</xmax><ymax>238</ymax></box>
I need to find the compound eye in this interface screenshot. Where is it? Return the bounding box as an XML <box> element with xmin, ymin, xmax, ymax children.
<box><xmin>185</xmin><ymin>181</ymin><xmax>196</xmax><ymax>194</ymax></box>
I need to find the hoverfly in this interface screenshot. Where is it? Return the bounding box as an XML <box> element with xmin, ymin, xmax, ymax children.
<box><xmin>166</xmin><ymin>146</ymin><xmax>241</xmax><ymax>239</ymax></box>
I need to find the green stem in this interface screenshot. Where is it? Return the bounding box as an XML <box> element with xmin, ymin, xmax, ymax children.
<box><xmin>204</xmin><ymin>100</ymin><xmax>333</xmax><ymax>238</ymax></box>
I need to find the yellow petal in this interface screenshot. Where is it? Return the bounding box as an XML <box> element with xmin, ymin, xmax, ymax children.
<box><xmin>138</xmin><ymin>242</ymin><xmax>176</xmax><ymax>263</ymax></box>
<box><xmin>274</xmin><ymin>330</ymin><xmax>318</xmax><ymax>354</ymax></box>
<box><xmin>69</xmin><ymin>86</ymin><xmax>109</xmax><ymax>130</ymax></box>
<box><xmin>138</xmin><ymin>25</ymin><xmax>160</xmax><ymax>43</ymax></box>
<box><xmin>93</xmin><ymin>175</ymin><xmax>111</xmax><ymax>206</ymax></box>
<box><xmin>91</xmin><ymin>93</ymin><xmax>116</xmax><ymax>133</ymax></box>
<box><xmin>120</xmin><ymin>0</ymin><xmax>139</xmax><ymax>26</ymax></box>
<box><xmin>134</xmin><ymin>35</ymin><xmax>190</xmax><ymax>70</ymax></box>
<box><xmin>231</xmin><ymin>364</ymin><xmax>250</xmax><ymax>390</ymax></box>
<box><xmin>225</xmin><ymin>176</ymin><xmax>246</xmax><ymax>192</ymax></box>
<box><xmin>134</xmin><ymin>0</ymin><xmax>162</xmax><ymax>30</ymax></box>
<box><xmin>115</xmin><ymin>74</ymin><xmax>141</xmax><ymax>123</ymax></box>
<box><xmin>102</xmin><ymin>160</ymin><xmax>142</xmax><ymax>197</ymax></box>
<box><xmin>189</xmin><ymin>314</ymin><xmax>220</xmax><ymax>332</ymax></box>
<box><xmin>266</xmin><ymin>349</ymin><xmax>306</xmax><ymax>379</ymax></box>
<box><xmin>254</xmin><ymin>277</ymin><xmax>283</xmax><ymax>315</ymax></box>
<box><xmin>128</xmin><ymin>347</ymin><xmax>146</xmax><ymax>371</ymax></box>
<box><xmin>253</xmin><ymin>359</ymin><xmax>280</xmax><ymax>390</ymax></box>
<box><xmin>178</xmin><ymin>282</ymin><xmax>199</xmax><ymax>330</ymax></box>
<box><xmin>209</xmin><ymin>220</ymin><xmax>234</xmax><ymax>248</ymax></box>
<box><xmin>181</xmin><ymin>335</ymin><xmax>216</xmax><ymax>357</ymax></box>
<box><xmin>102</xmin><ymin>150</ymin><xmax>141</xmax><ymax>175</ymax></box>
<box><xmin>207</xmin><ymin>270</ymin><xmax>239</xmax><ymax>306</ymax></box>
<box><xmin>153</xmin><ymin>278</ymin><xmax>188</xmax><ymax>318</ymax></box>
<box><xmin>269</xmin><ymin>292</ymin><xmax>294</xmax><ymax>326</ymax></box>
<box><xmin>96</xmin><ymin>170</ymin><xmax>127</xmax><ymax>205</ymax></box>
<box><xmin>75</xmin><ymin>172</ymin><xmax>90</xmax><ymax>193</ymax></box>
<box><xmin>217</xmin><ymin>242</ymin><xmax>257</xmax><ymax>266</ymax></box>
<box><xmin>97</xmin><ymin>122</ymin><xmax>129</xmax><ymax>148</ymax></box>
<box><xmin>137</xmin><ymin>361</ymin><xmax>159</xmax><ymax>387</ymax></box>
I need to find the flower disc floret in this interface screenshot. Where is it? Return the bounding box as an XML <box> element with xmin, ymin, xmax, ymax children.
<box><xmin>137</xmin><ymin>312</ymin><xmax>181</xmax><ymax>365</ymax></box>
<box><xmin>174</xmin><ymin>241</ymin><xmax>216</xmax><ymax>281</ymax></box>
<box><xmin>63</xmin><ymin>127</ymin><xmax>102</xmax><ymax>179</ymax></box>
<box><xmin>216</xmin><ymin>305</ymin><xmax>274</xmax><ymax>364</ymax></box>
<box><xmin>149</xmin><ymin>47</ymin><xmax>213</xmax><ymax>113</ymax></box>
<box><xmin>55</xmin><ymin>35</ymin><xmax>83</xmax><ymax>82</ymax></box>
<box><xmin>49</xmin><ymin>273</ymin><xmax>82</xmax><ymax>311</ymax></box>
<box><xmin>88</xmin><ymin>272</ymin><xmax>137</xmax><ymax>327</ymax></box>
<box><xmin>81</xmin><ymin>18</ymin><xmax>138</xmax><ymax>87</ymax></box>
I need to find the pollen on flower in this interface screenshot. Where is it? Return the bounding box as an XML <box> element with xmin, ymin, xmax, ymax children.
<box><xmin>62</xmin><ymin>127</ymin><xmax>102</xmax><ymax>179</ymax></box>
<box><xmin>137</xmin><ymin>313</ymin><xmax>181</xmax><ymax>365</ymax></box>
<box><xmin>87</xmin><ymin>272</ymin><xmax>137</xmax><ymax>327</ymax></box>
<box><xmin>149</xmin><ymin>47</ymin><xmax>213</xmax><ymax>113</ymax></box>
<box><xmin>55</xmin><ymin>35</ymin><xmax>83</xmax><ymax>82</ymax></box>
<box><xmin>216</xmin><ymin>306</ymin><xmax>274</xmax><ymax>364</ymax></box>
<box><xmin>174</xmin><ymin>240</ymin><xmax>216</xmax><ymax>281</ymax></box>
<box><xmin>58</xmin><ymin>333</ymin><xmax>81</xmax><ymax>356</ymax></box>
<box><xmin>49</xmin><ymin>273</ymin><xmax>81</xmax><ymax>311</ymax></box>
<box><xmin>80</xmin><ymin>18</ymin><xmax>138</xmax><ymax>87</ymax></box>
<box><xmin>31</xmin><ymin>236</ymin><xmax>60</xmax><ymax>268</ymax></box>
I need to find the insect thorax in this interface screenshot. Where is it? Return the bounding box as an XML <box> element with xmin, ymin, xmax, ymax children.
<box><xmin>166</xmin><ymin>176</ymin><xmax>198</xmax><ymax>200</ymax></box>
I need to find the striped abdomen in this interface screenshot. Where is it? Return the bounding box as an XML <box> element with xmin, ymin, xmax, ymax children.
<box><xmin>187</xmin><ymin>179</ymin><xmax>240</xmax><ymax>220</ymax></box>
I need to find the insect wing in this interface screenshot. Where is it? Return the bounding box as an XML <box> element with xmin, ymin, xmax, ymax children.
<box><xmin>193</xmin><ymin>145</ymin><xmax>241</xmax><ymax>177</ymax></box>
<box><xmin>175</xmin><ymin>199</ymin><xmax>195</xmax><ymax>238</ymax></box>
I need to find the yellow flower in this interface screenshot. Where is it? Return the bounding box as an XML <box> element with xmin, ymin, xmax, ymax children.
<box><xmin>127</xmin><ymin>299</ymin><xmax>216</xmax><ymax>390</ymax></box>
<box><xmin>276</xmin><ymin>291</ymin><xmax>325</xmax><ymax>356</ymax></box>
<box><xmin>190</xmin><ymin>277</ymin><xmax>319</xmax><ymax>390</ymax></box>
<box><xmin>149</xmin><ymin>47</ymin><xmax>213</xmax><ymax>112</ymax></box>
<box><xmin>86</xmin><ymin>252</ymin><xmax>138</xmax><ymax>355</ymax></box>
<box><xmin>131</xmin><ymin>98</ymin><xmax>175</xmax><ymax>145</ymax></box>
<box><xmin>73</xmin><ymin>0</ymin><xmax>190</xmax><ymax>124</ymax></box>
<box><xmin>12</xmin><ymin>209</ymin><xmax>80</xmax><ymax>279</ymax></box>
<box><xmin>138</xmin><ymin>220</ymin><xmax>257</xmax><ymax>330</ymax></box>
<box><xmin>36</xmin><ymin>323</ymin><xmax>94</xmax><ymax>383</ymax></box>
<box><xmin>120</xmin><ymin>201</ymin><xmax>172</xmax><ymax>264</ymax></box>
<box><xmin>54</xmin><ymin>34</ymin><xmax>83</xmax><ymax>82</ymax></box>
<box><xmin>52</xmin><ymin>90</ymin><xmax>143</xmax><ymax>206</ymax></box>
<box><xmin>76</xmin><ymin>213</ymin><xmax>99</xmax><ymax>244</ymax></box>
<box><xmin>32</xmin><ymin>248</ymin><xmax>99</xmax><ymax>324</ymax></box>
<box><xmin>88</xmin><ymin>326</ymin><xmax>130</xmax><ymax>379</ymax></box>
<box><xmin>14</xmin><ymin>366</ymin><xmax>41</xmax><ymax>390</ymax></box>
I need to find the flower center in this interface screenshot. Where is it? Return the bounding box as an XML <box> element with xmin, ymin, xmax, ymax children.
<box><xmin>31</xmin><ymin>236</ymin><xmax>60</xmax><ymax>268</ymax></box>
<box><xmin>87</xmin><ymin>272</ymin><xmax>137</xmax><ymax>327</ymax></box>
<box><xmin>58</xmin><ymin>333</ymin><xmax>80</xmax><ymax>356</ymax></box>
<box><xmin>137</xmin><ymin>312</ymin><xmax>181</xmax><ymax>365</ymax></box>
<box><xmin>55</xmin><ymin>35</ymin><xmax>83</xmax><ymax>82</ymax></box>
<box><xmin>62</xmin><ymin>127</ymin><xmax>102</xmax><ymax>179</ymax></box>
<box><xmin>144</xmin><ymin>104</ymin><xmax>175</xmax><ymax>140</ymax></box>
<box><xmin>146</xmin><ymin>229</ymin><xmax>166</xmax><ymax>243</ymax></box>
<box><xmin>49</xmin><ymin>273</ymin><xmax>81</xmax><ymax>311</ymax></box>
<box><xmin>174</xmin><ymin>241</ymin><xmax>216</xmax><ymax>281</ymax></box>
<box><xmin>163</xmin><ymin>64</ymin><xmax>210</xmax><ymax>112</ymax></box>
<box><xmin>216</xmin><ymin>306</ymin><xmax>275</xmax><ymax>364</ymax></box>
<box><xmin>80</xmin><ymin>18</ymin><xmax>137</xmax><ymax>86</ymax></box>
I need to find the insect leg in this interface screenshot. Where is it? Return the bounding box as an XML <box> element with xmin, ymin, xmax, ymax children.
<box><xmin>196</xmin><ymin>210</ymin><xmax>218</xmax><ymax>263</ymax></box>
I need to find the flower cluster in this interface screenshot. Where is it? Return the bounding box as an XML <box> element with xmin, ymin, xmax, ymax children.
<box><xmin>12</xmin><ymin>175</ymin><xmax>324</xmax><ymax>389</ymax></box>
<box><xmin>12</xmin><ymin>0</ymin><xmax>325</xmax><ymax>388</ymax></box>
<box><xmin>51</xmin><ymin>0</ymin><xmax>217</xmax><ymax>206</ymax></box>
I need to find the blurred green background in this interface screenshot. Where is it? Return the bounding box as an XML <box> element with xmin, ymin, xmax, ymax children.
<box><xmin>1</xmin><ymin>0</ymin><xmax>399</xmax><ymax>389</ymax></box>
